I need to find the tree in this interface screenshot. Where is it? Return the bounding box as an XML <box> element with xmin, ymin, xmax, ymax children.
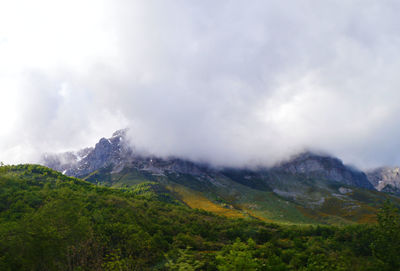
<box><xmin>216</xmin><ymin>238</ymin><xmax>259</xmax><ymax>271</ymax></box>
<box><xmin>371</xmin><ymin>201</ymin><xmax>400</xmax><ymax>270</ymax></box>
<box><xmin>165</xmin><ymin>247</ymin><xmax>204</xmax><ymax>271</ymax></box>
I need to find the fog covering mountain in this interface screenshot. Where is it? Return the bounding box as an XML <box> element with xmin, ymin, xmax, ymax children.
<box><xmin>41</xmin><ymin>130</ymin><xmax>400</xmax><ymax>225</ymax></box>
<box><xmin>43</xmin><ymin>130</ymin><xmax>374</xmax><ymax>190</ymax></box>
<box><xmin>5</xmin><ymin>1</ymin><xmax>400</xmax><ymax>171</ymax></box>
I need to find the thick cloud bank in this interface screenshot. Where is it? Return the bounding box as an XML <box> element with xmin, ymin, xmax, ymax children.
<box><xmin>1</xmin><ymin>0</ymin><xmax>400</xmax><ymax>168</ymax></box>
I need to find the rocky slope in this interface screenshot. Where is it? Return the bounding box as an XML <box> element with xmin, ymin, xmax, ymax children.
<box><xmin>367</xmin><ymin>167</ymin><xmax>400</xmax><ymax>194</ymax></box>
<box><xmin>43</xmin><ymin>129</ymin><xmax>132</xmax><ymax>177</ymax></box>
<box><xmin>276</xmin><ymin>152</ymin><xmax>374</xmax><ymax>189</ymax></box>
<box><xmin>42</xmin><ymin>147</ymin><xmax>93</xmax><ymax>174</ymax></box>
<box><xmin>43</xmin><ymin>130</ymin><xmax>374</xmax><ymax>190</ymax></box>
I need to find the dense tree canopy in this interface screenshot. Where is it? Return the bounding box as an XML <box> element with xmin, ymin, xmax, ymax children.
<box><xmin>0</xmin><ymin>165</ymin><xmax>399</xmax><ymax>270</ymax></box>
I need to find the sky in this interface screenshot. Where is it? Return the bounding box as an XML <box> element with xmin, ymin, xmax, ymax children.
<box><xmin>1</xmin><ymin>0</ymin><xmax>400</xmax><ymax>169</ymax></box>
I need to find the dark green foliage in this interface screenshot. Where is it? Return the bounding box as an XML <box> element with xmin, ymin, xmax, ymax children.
<box><xmin>166</xmin><ymin>247</ymin><xmax>204</xmax><ymax>271</ymax></box>
<box><xmin>371</xmin><ymin>201</ymin><xmax>400</xmax><ymax>270</ymax></box>
<box><xmin>0</xmin><ymin>165</ymin><xmax>399</xmax><ymax>270</ymax></box>
<box><xmin>216</xmin><ymin>238</ymin><xmax>259</xmax><ymax>271</ymax></box>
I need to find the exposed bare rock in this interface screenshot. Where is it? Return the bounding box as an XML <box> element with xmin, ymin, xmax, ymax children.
<box><xmin>42</xmin><ymin>131</ymin><xmax>374</xmax><ymax>191</ymax></box>
<box><xmin>42</xmin><ymin>147</ymin><xmax>93</xmax><ymax>174</ymax></box>
<box><xmin>275</xmin><ymin>152</ymin><xmax>374</xmax><ymax>189</ymax></box>
<box><xmin>42</xmin><ymin>129</ymin><xmax>210</xmax><ymax>178</ymax></box>
<box><xmin>367</xmin><ymin>167</ymin><xmax>400</xmax><ymax>193</ymax></box>
<box><xmin>339</xmin><ymin>187</ymin><xmax>352</xmax><ymax>194</ymax></box>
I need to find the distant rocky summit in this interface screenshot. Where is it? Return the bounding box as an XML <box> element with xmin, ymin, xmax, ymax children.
<box><xmin>276</xmin><ymin>152</ymin><xmax>374</xmax><ymax>189</ymax></box>
<box><xmin>367</xmin><ymin>167</ymin><xmax>400</xmax><ymax>194</ymax></box>
<box><xmin>42</xmin><ymin>147</ymin><xmax>93</xmax><ymax>174</ymax></box>
<box><xmin>42</xmin><ymin>129</ymin><xmax>209</xmax><ymax>179</ymax></box>
<box><xmin>42</xmin><ymin>130</ymin><xmax>375</xmax><ymax>191</ymax></box>
<box><xmin>43</xmin><ymin>129</ymin><xmax>132</xmax><ymax>177</ymax></box>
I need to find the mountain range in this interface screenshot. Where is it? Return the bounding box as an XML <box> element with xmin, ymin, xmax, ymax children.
<box><xmin>42</xmin><ymin>129</ymin><xmax>400</xmax><ymax>225</ymax></box>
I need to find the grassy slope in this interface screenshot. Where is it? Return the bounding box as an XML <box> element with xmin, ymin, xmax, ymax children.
<box><xmin>85</xmin><ymin>168</ymin><xmax>316</xmax><ymax>224</ymax></box>
<box><xmin>81</xmin><ymin>166</ymin><xmax>400</xmax><ymax>225</ymax></box>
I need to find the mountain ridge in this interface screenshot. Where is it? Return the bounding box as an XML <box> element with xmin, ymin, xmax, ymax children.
<box><xmin>43</xmin><ymin>129</ymin><xmax>374</xmax><ymax>190</ymax></box>
<box><xmin>41</xmin><ymin>129</ymin><xmax>400</xmax><ymax>224</ymax></box>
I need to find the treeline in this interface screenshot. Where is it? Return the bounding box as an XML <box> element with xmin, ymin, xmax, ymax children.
<box><xmin>0</xmin><ymin>165</ymin><xmax>399</xmax><ymax>270</ymax></box>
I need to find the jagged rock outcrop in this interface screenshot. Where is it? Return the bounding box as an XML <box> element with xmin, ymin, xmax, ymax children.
<box><xmin>367</xmin><ymin>167</ymin><xmax>400</xmax><ymax>192</ymax></box>
<box><xmin>42</xmin><ymin>130</ymin><xmax>374</xmax><ymax>190</ymax></box>
<box><xmin>42</xmin><ymin>129</ymin><xmax>209</xmax><ymax>178</ymax></box>
<box><xmin>129</xmin><ymin>156</ymin><xmax>209</xmax><ymax>176</ymax></box>
<box><xmin>42</xmin><ymin>147</ymin><xmax>93</xmax><ymax>174</ymax></box>
<box><xmin>275</xmin><ymin>152</ymin><xmax>374</xmax><ymax>189</ymax></box>
<box><xmin>64</xmin><ymin>129</ymin><xmax>134</xmax><ymax>177</ymax></box>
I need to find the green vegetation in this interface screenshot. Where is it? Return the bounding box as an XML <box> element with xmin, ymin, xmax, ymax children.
<box><xmin>1</xmin><ymin>165</ymin><xmax>400</xmax><ymax>270</ymax></box>
<box><xmin>80</xmin><ymin>164</ymin><xmax>400</xmax><ymax>225</ymax></box>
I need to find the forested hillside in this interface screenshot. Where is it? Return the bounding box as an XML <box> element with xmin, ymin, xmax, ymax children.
<box><xmin>1</xmin><ymin>165</ymin><xmax>400</xmax><ymax>270</ymax></box>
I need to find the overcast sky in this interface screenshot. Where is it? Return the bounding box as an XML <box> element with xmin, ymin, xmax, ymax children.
<box><xmin>1</xmin><ymin>0</ymin><xmax>400</xmax><ymax>169</ymax></box>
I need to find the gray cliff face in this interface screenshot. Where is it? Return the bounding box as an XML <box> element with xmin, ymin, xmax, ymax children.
<box><xmin>275</xmin><ymin>152</ymin><xmax>374</xmax><ymax>189</ymax></box>
<box><xmin>42</xmin><ymin>129</ymin><xmax>131</xmax><ymax>177</ymax></box>
<box><xmin>367</xmin><ymin>167</ymin><xmax>400</xmax><ymax>192</ymax></box>
<box><xmin>42</xmin><ymin>131</ymin><xmax>374</xmax><ymax>190</ymax></box>
<box><xmin>42</xmin><ymin>129</ymin><xmax>207</xmax><ymax>178</ymax></box>
<box><xmin>129</xmin><ymin>157</ymin><xmax>208</xmax><ymax>176</ymax></box>
<box><xmin>64</xmin><ymin>129</ymin><xmax>134</xmax><ymax>177</ymax></box>
<box><xmin>42</xmin><ymin>147</ymin><xmax>93</xmax><ymax>174</ymax></box>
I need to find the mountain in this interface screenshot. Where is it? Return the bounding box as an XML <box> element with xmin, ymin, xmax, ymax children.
<box><xmin>276</xmin><ymin>152</ymin><xmax>374</xmax><ymax>189</ymax></box>
<box><xmin>43</xmin><ymin>130</ymin><xmax>373</xmax><ymax>189</ymax></box>
<box><xmin>42</xmin><ymin>147</ymin><xmax>93</xmax><ymax>174</ymax></box>
<box><xmin>42</xmin><ymin>130</ymin><xmax>396</xmax><ymax>225</ymax></box>
<box><xmin>43</xmin><ymin>129</ymin><xmax>130</xmax><ymax>177</ymax></box>
<box><xmin>367</xmin><ymin>167</ymin><xmax>400</xmax><ymax>195</ymax></box>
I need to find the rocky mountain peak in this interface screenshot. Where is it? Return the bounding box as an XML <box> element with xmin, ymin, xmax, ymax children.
<box><xmin>367</xmin><ymin>167</ymin><xmax>400</xmax><ymax>192</ymax></box>
<box><xmin>277</xmin><ymin>152</ymin><xmax>347</xmax><ymax>172</ymax></box>
<box><xmin>112</xmin><ymin>128</ymin><xmax>128</xmax><ymax>138</ymax></box>
<box><xmin>42</xmin><ymin>130</ymin><xmax>132</xmax><ymax>177</ymax></box>
<box><xmin>275</xmin><ymin>152</ymin><xmax>374</xmax><ymax>189</ymax></box>
<box><xmin>43</xmin><ymin>131</ymin><xmax>377</xmax><ymax>191</ymax></box>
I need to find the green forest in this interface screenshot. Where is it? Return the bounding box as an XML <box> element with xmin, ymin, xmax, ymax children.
<box><xmin>1</xmin><ymin>165</ymin><xmax>400</xmax><ymax>270</ymax></box>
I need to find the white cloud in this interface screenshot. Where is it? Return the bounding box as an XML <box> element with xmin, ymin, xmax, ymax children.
<box><xmin>1</xmin><ymin>0</ymin><xmax>400</xmax><ymax>169</ymax></box>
